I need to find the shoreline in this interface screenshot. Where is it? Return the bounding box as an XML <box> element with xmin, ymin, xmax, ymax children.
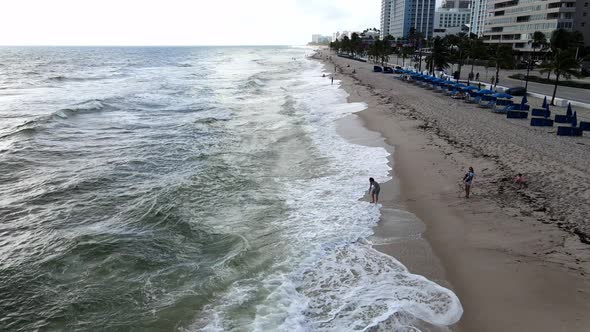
<box><xmin>316</xmin><ymin>51</ymin><xmax>590</xmax><ymax>331</ymax></box>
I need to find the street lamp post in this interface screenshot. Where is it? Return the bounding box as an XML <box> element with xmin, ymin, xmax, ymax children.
<box><xmin>525</xmin><ymin>56</ymin><xmax>531</xmax><ymax>92</ymax></box>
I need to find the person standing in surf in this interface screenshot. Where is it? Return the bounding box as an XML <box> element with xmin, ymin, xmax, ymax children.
<box><xmin>463</xmin><ymin>167</ymin><xmax>475</xmax><ymax>198</ymax></box>
<box><xmin>369</xmin><ymin>177</ymin><xmax>380</xmax><ymax>203</ymax></box>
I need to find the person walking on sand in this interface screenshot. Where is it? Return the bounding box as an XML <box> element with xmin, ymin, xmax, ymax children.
<box><xmin>369</xmin><ymin>177</ymin><xmax>380</xmax><ymax>203</ymax></box>
<box><xmin>463</xmin><ymin>167</ymin><xmax>475</xmax><ymax>198</ymax></box>
<box><xmin>331</xmin><ymin>76</ymin><xmax>334</xmax><ymax>85</ymax></box>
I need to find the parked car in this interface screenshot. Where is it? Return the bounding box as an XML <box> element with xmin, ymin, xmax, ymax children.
<box><xmin>506</xmin><ymin>86</ymin><xmax>526</xmax><ymax>96</ymax></box>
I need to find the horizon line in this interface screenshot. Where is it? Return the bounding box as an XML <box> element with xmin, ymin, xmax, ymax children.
<box><xmin>0</xmin><ymin>44</ymin><xmax>306</xmax><ymax>48</ymax></box>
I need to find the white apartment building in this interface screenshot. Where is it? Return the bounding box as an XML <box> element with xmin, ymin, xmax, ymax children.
<box><xmin>436</xmin><ymin>10</ymin><xmax>471</xmax><ymax>29</ymax></box>
<box><xmin>482</xmin><ymin>0</ymin><xmax>578</xmax><ymax>51</ymax></box>
<box><xmin>380</xmin><ymin>0</ymin><xmax>436</xmax><ymax>39</ymax></box>
<box><xmin>381</xmin><ymin>0</ymin><xmax>394</xmax><ymax>38</ymax></box>
<box><xmin>470</xmin><ymin>0</ymin><xmax>489</xmax><ymax>36</ymax></box>
<box><xmin>435</xmin><ymin>0</ymin><xmax>472</xmax><ymax>31</ymax></box>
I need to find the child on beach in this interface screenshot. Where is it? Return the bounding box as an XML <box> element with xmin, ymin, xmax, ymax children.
<box><xmin>463</xmin><ymin>167</ymin><xmax>475</xmax><ymax>198</ymax></box>
<box><xmin>514</xmin><ymin>173</ymin><xmax>527</xmax><ymax>189</ymax></box>
<box><xmin>369</xmin><ymin>177</ymin><xmax>380</xmax><ymax>203</ymax></box>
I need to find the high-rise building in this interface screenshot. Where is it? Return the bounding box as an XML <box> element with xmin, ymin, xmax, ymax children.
<box><xmin>573</xmin><ymin>0</ymin><xmax>590</xmax><ymax>46</ymax></box>
<box><xmin>441</xmin><ymin>0</ymin><xmax>473</xmax><ymax>9</ymax></box>
<box><xmin>435</xmin><ymin>0</ymin><xmax>472</xmax><ymax>30</ymax></box>
<box><xmin>380</xmin><ymin>0</ymin><xmax>436</xmax><ymax>39</ymax></box>
<box><xmin>482</xmin><ymin>0</ymin><xmax>580</xmax><ymax>51</ymax></box>
<box><xmin>381</xmin><ymin>0</ymin><xmax>394</xmax><ymax>38</ymax></box>
<box><xmin>469</xmin><ymin>0</ymin><xmax>489</xmax><ymax>37</ymax></box>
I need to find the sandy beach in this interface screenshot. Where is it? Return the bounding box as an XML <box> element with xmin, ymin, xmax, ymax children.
<box><xmin>318</xmin><ymin>51</ymin><xmax>590</xmax><ymax>331</ymax></box>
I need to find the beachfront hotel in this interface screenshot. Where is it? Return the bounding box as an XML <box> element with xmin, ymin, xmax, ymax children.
<box><xmin>481</xmin><ymin>0</ymin><xmax>586</xmax><ymax>51</ymax></box>
<box><xmin>380</xmin><ymin>0</ymin><xmax>436</xmax><ymax>39</ymax></box>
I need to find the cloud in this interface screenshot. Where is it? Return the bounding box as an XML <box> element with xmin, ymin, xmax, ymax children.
<box><xmin>0</xmin><ymin>0</ymin><xmax>379</xmax><ymax>45</ymax></box>
<box><xmin>295</xmin><ymin>0</ymin><xmax>351</xmax><ymax>20</ymax></box>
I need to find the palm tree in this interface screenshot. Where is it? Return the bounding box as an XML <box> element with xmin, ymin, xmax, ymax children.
<box><xmin>445</xmin><ymin>33</ymin><xmax>469</xmax><ymax>79</ymax></box>
<box><xmin>350</xmin><ymin>33</ymin><xmax>363</xmax><ymax>58</ymax></box>
<box><xmin>425</xmin><ymin>37</ymin><xmax>450</xmax><ymax>74</ymax></box>
<box><xmin>545</xmin><ymin>29</ymin><xmax>575</xmax><ymax>80</ymax></box>
<box><xmin>367</xmin><ymin>38</ymin><xmax>382</xmax><ymax>64</ymax></box>
<box><xmin>488</xmin><ymin>44</ymin><xmax>515</xmax><ymax>89</ymax></box>
<box><xmin>399</xmin><ymin>46</ymin><xmax>413</xmax><ymax>67</ymax></box>
<box><xmin>526</xmin><ymin>31</ymin><xmax>547</xmax><ymax>90</ymax></box>
<box><xmin>379</xmin><ymin>39</ymin><xmax>393</xmax><ymax>66</ymax></box>
<box><xmin>539</xmin><ymin>48</ymin><xmax>582</xmax><ymax>105</ymax></box>
<box><xmin>468</xmin><ymin>38</ymin><xmax>487</xmax><ymax>82</ymax></box>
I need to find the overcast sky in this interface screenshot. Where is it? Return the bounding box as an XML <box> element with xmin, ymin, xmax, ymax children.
<box><xmin>0</xmin><ymin>0</ymin><xmax>383</xmax><ymax>46</ymax></box>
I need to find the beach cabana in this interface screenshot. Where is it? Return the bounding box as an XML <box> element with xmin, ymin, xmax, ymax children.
<box><xmin>515</xmin><ymin>95</ymin><xmax>530</xmax><ymax>111</ymax></box>
<box><xmin>492</xmin><ymin>93</ymin><xmax>514</xmax><ymax>113</ymax></box>
<box><xmin>557</xmin><ymin>111</ymin><xmax>583</xmax><ymax>136</ymax></box>
<box><xmin>555</xmin><ymin>103</ymin><xmax>574</xmax><ymax>123</ymax></box>
<box><xmin>478</xmin><ymin>94</ymin><xmax>497</xmax><ymax>108</ymax></box>
<box><xmin>542</xmin><ymin>96</ymin><xmax>548</xmax><ymax>109</ymax></box>
<box><xmin>463</xmin><ymin>86</ymin><xmax>480</xmax><ymax>103</ymax></box>
<box><xmin>492</xmin><ymin>93</ymin><xmax>513</xmax><ymax>99</ymax></box>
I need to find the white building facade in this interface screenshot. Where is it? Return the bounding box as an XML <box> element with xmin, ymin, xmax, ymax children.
<box><xmin>380</xmin><ymin>0</ymin><xmax>436</xmax><ymax>39</ymax></box>
<box><xmin>482</xmin><ymin>0</ymin><xmax>579</xmax><ymax>51</ymax></box>
<box><xmin>381</xmin><ymin>0</ymin><xmax>394</xmax><ymax>38</ymax></box>
<box><xmin>470</xmin><ymin>0</ymin><xmax>489</xmax><ymax>36</ymax></box>
<box><xmin>435</xmin><ymin>0</ymin><xmax>473</xmax><ymax>30</ymax></box>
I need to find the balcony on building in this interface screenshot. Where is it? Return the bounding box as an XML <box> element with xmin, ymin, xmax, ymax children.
<box><xmin>494</xmin><ymin>0</ymin><xmax>519</xmax><ymax>9</ymax></box>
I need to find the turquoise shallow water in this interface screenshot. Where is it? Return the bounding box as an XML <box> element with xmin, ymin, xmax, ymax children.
<box><xmin>0</xmin><ymin>46</ymin><xmax>461</xmax><ymax>331</ymax></box>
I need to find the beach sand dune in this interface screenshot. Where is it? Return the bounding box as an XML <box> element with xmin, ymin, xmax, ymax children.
<box><xmin>317</xmin><ymin>51</ymin><xmax>590</xmax><ymax>331</ymax></box>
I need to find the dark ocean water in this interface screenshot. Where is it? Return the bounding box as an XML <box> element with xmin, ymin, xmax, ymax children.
<box><xmin>0</xmin><ymin>47</ymin><xmax>461</xmax><ymax>331</ymax></box>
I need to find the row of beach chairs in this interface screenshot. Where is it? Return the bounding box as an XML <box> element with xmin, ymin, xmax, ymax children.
<box><xmin>376</xmin><ymin>66</ymin><xmax>589</xmax><ymax>138</ymax></box>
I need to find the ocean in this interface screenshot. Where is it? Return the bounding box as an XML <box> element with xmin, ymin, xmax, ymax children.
<box><xmin>0</xmin><ymin>46</ymin><xmax>462</xmax><ymax>331</ymax></box>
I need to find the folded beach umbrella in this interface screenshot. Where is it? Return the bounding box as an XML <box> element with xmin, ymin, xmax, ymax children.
<box><xmin>566</xmin><ymin>103</ymin><xmax>573</xmax><ymax>118</ymax></box>
<box><xmin>542</xmin><ymin>96</ymin><xmax>548</xmax><ymax>109</ymax></box>
<box><xmin>492</xmin><ymin>92</ymin><xmax>513</xmax><ymax>99</ymax></box>
<box><xmin>571</xmin><ymin>111</ymin><xmax>577</xmax><ymax>127</ymax></box>
<box><xmin>478</xmin><ymin>89</ymin><xmax>494</xmax><ymax>95</ymax></box>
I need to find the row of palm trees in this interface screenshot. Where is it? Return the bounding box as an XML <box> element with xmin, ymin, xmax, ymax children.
<box><xmin>329</xmin><ymin>29</ymin><xmax>586</xmax><ymax>105</ymax></box>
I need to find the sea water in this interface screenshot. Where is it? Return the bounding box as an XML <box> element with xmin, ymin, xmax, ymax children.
<box><xmin>0</xmin><ymin>46</ymin><xmax>462</xmax><ymax>331</ymax></box>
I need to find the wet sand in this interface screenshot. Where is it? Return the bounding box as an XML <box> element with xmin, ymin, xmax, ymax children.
<box><xmin>321</xmin><ymin>51</ymin><xmax>590</xmax><ymax>331</ymax></box>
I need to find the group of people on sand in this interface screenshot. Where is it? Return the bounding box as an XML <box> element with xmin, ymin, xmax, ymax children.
<box><xmin>369</xmin><ymin>166</ymin><xmax>526</xmax><ymax>201</ymax></box>
<box><xmin>462</xmin><ymin>167</ymin><xmax>527</xmax><ymax>199</ymax></box>
<box><xmin>368</xmin><ymin>167</ymin><xmax>525</xmax><ymax>203</ymax></box>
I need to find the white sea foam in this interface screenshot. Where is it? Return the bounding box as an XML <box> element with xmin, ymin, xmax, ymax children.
<box><xmin>197</xmin><ymin>50</ymin><xmax>462</xmax><ymax>332</ymax></box>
